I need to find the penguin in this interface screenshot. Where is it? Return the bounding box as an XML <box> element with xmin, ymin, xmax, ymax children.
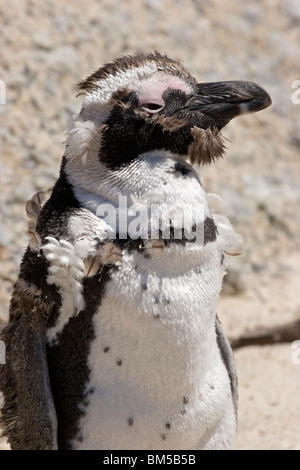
<box><xmin>0</xmin><ymin>52</ymin><xmax>271</xmax><ymax>450</ymax></box>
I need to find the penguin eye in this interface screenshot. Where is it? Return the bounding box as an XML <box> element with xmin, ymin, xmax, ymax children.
<box><xmin>141</xmin><ymin>102</ymin><xmax>164</xmax><ymax>114</ymax></box>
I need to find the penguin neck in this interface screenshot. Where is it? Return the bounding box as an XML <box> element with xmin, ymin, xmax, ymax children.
<box><xmin>67</xmin><ymin>150</ymin><xmax>210</xmax><ymax>215</ymax></box>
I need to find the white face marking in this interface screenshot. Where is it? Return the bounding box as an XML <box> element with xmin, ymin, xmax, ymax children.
<box><xmin>84</xmin><ymin>62</ymin><xmax>159</xmax><ymax>105</ymax></box>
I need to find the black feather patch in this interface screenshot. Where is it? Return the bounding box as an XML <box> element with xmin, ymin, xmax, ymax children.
<box><xmin>47</xmin><ymin>266</ymin><xmax>115</xmax><ymax>449</ymax></box>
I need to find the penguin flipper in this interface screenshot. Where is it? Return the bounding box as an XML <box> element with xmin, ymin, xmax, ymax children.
<box><xmin>215</xmin><ymin>315</ymin><xmax>238</xmax><ymax>419</ymax></box>
<box><xmin>0</xmin><ymin>277</ymin><xmax>58</xmax><ymax>450</ymax></box>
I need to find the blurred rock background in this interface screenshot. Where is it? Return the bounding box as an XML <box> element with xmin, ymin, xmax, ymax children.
<box><xmin>0</xmin><ymin>0</ymin><xmax>299</xmax><ymax>450</ymax></box>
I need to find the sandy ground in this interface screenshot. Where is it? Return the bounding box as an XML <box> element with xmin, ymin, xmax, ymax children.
<box><xmin>0</xmin><ymin>0</ymin><xmax>300</xmax><ymax>450</ymax></box>
<box><xmin>219</xmin><ymin>253</ymin><xmax>300</xmax><ymax>450</ymax></box>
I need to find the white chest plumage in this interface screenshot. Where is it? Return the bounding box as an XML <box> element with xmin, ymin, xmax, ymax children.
<box><xmin>72</xmin><ymin>243</ymin><xmax>235</xmax><ymax>450</ymax></box>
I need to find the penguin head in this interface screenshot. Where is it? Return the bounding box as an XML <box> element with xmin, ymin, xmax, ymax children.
<box><xmin>64</xmin><ymin>52</ymin><xmax>271</xmax><ymax>193</ymax></box>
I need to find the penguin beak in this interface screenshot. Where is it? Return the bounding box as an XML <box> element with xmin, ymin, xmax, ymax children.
<box><xmin>188</xmin><ymin>80</ymin><xmax>272</xmax><ymax>129</ymax></box>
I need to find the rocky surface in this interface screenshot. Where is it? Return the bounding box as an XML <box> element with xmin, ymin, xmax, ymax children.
<box><xmin>0</xmin><ymin>0</ymin><xmax>299</xmax><ymax>450</ymax></box>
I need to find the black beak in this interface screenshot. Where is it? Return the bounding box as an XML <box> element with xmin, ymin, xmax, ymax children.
<box><xmin>189</xmin><ymin>80</ymin><xmax>272</xmax><ymax>129</ymax></box>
